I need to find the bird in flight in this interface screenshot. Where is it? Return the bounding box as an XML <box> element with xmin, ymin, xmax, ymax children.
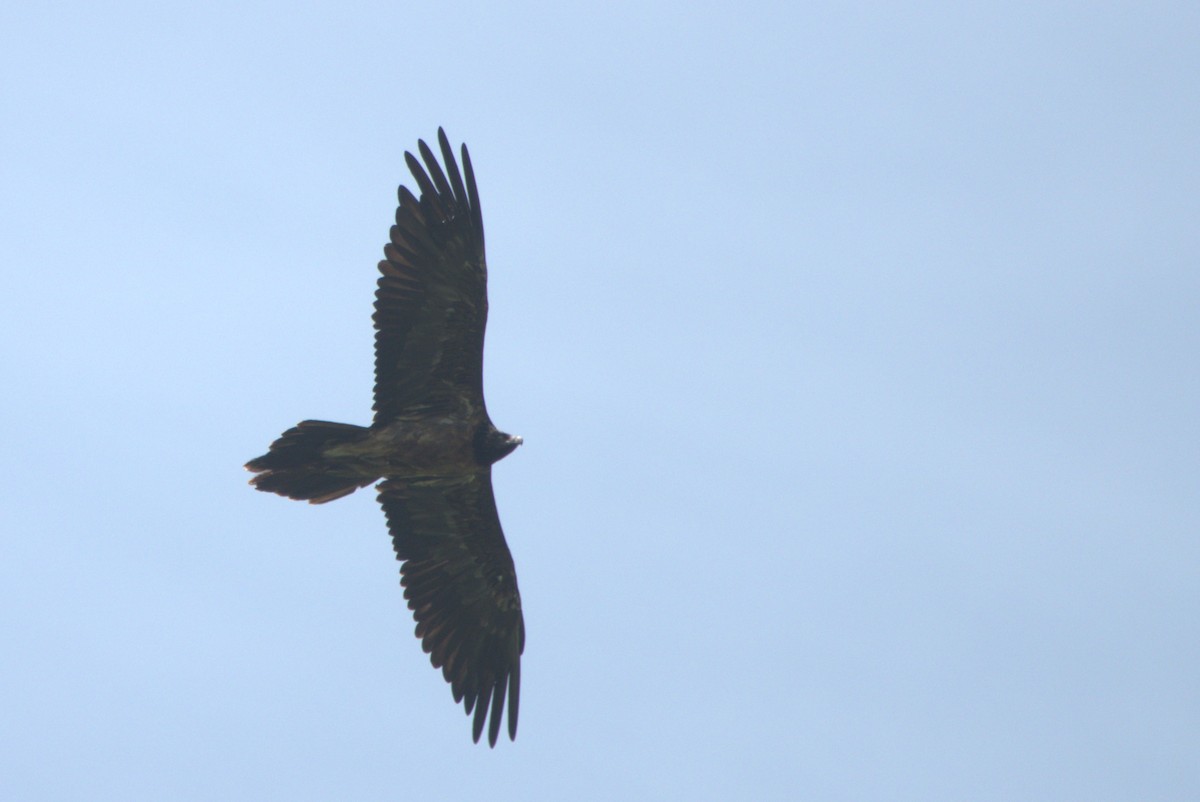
<box><xmin>245</xmin><ymin>129</ymin><xmax>525</xmax><ymax>747</ymax></box>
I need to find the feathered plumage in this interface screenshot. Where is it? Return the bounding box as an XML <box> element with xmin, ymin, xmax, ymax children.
<box><xmin>246</xmin><ymin>129</ymin><xmax>525</xmax><ymax>746</ymax></box>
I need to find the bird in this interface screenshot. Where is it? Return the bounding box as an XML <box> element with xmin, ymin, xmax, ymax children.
<box><xmin>245</xmin><ymin>129</ymin><xmax>525</xmax><ymax>747</ymax></box>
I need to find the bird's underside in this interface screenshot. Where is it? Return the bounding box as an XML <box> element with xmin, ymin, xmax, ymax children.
<box><xmin>245</xmin><ymin>129</ymin><xmax>525</xmax><ymax>747</ymax></box>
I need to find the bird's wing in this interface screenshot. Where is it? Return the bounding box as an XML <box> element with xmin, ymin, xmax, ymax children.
<box><xmin>378</xmin><ymin>472</ymin><xmax>524</xmax><ymax>746</ymax></box>
<box><xmin>373</xmin><ymin>128</ymin><xmax>488</xmax><ymax>425</ymax></box>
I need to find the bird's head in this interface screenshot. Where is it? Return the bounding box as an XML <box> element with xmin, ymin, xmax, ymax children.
<box><xmin>475</xmin><ymin>425</ymin><xmax>523</xmax><ymax>465</ymax></box>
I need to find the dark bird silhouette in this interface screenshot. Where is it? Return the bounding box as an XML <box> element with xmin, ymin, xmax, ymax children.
<box><xmin>245</xmin><ymin>129</ymin><xmax>525</xmax><ymax>747</ymax></box>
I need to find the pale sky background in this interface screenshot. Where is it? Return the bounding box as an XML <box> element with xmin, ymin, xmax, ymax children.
<box><xmin>2</xmin><ymin>2</ymin><xmax>1197</xmax><ymax>800</ymax></box>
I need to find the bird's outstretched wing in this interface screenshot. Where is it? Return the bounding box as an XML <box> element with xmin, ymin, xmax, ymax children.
<box><xmin>373</xmin><ymin>128</ymin><xmax>488</xmax><ymax>424</ymax></box>
<box><xmin>378</xmin><ymin>473</ymin><xmax>524</xmax><ymax>747</ymax></box>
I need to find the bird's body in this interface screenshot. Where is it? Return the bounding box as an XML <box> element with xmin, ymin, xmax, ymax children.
<box><xmin>328</xmin><ymin>418</ymin><xmax>475</xmax><ymax>473</ymax></box>
<box><xmin>245</xmin><ymin>130</ymin><xmax>525</xmax><ymax>747</ymax></box>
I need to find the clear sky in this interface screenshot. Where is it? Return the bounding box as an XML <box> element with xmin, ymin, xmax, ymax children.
<box><xmin>2</xmin><ymin>2</ymin><xmax>1197</xmax><ymax>800</ymax></box>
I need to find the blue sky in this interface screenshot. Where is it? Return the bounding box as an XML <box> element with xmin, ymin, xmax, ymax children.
<box><xmin>3</xmin><ymin>2</ymin><xmax>1197</xmax><ymax>799</ymax></box>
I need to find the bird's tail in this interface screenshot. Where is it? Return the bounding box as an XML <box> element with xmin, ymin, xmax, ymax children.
<box><xmin>245</xmin><ymin>420</ymin><xmax>377</xmax><ymax>504</ymax></box>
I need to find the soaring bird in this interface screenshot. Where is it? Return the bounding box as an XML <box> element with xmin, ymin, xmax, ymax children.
<box><xmin>245</xmin><ymin>129</ymin><xmax>525</xmax><ymax>747</ymax></box>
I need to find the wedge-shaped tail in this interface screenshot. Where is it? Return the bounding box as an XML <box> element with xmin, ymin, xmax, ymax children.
<box><xmin>246</xmin><ymin>420</ymin><xmax>376</xmax><ymax>503</ymax></box>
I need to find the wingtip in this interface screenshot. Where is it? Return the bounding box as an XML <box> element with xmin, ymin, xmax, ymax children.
<box><xmin>472</xmin><ymin>691</ymin><xmax>489</xmax><ymax>744</ymax></box>
<box><xmin>508</xmin><ymin>665</ymin><xmax>520</xmax><ymax>741</ymax></box>
<box><xmin>403</xmin><ymin>150</ymin><xmax>421</xmax><ymax>174</ymax></box>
